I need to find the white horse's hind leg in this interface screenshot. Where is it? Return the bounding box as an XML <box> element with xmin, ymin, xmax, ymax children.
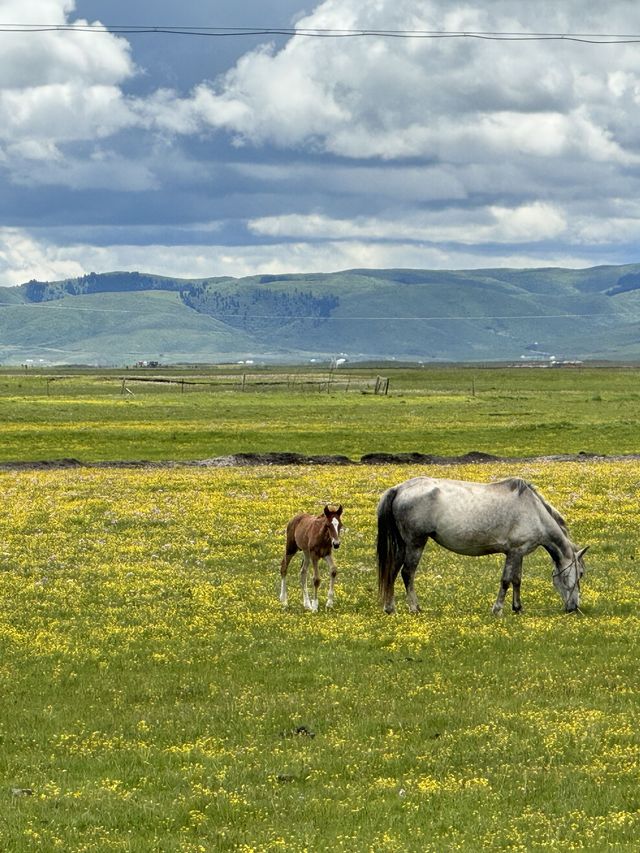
<box><xmin>401</xmin><ymin>544</ymin><xmax>424</xmax><ymax>613</ymax></box>
<box><xmin>324</xmin><ymin>554</ymin><xmax>337</xmax><ymax>608</ymax></box>
<box><xmin>300</xmin><ymin>554</ymin><xmax>313</xmax><ymax>610</ymax></box>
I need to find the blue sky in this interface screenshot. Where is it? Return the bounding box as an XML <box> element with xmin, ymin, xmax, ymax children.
<box><xmin>2</xmin><ymin>0</ymin><xmax>640</xmax><ymax>285</ymax></box>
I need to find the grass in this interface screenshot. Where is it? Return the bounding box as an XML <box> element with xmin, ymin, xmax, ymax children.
<box><xmin>0</xmin><ymin>364</ymin><xmax>640</xmax><ymax>462</ymax></box>
<box><xmin>1</xmin><ymin>461</ymin><xmax>639</xmax><ymax>851</ymax></box>
<box><xmin>1</xmin><ymin>365</ymin><xmax>639</xmax><ymax>850</ymax></box>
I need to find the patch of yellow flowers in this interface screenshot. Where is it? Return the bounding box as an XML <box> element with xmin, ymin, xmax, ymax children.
<box><xmin>1</xmin><ymin>461</ymin><xmax>639</xmax><ymax>851</ymax></box>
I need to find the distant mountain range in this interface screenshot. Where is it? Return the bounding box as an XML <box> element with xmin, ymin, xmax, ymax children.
<box><xmin>2</xmin><ymin>265</ymin><xmax>640</xmax><ymax>364</ymax></box>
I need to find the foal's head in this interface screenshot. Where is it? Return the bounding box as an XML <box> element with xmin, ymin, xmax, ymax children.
<box><xmin>323</xmin><ymin>504</ymin><xmax>344</xmax><ymax>549</ymax></box>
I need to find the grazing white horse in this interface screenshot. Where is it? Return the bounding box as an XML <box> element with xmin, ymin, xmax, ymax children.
<box><xmin>377</xmin><ymin>477</ymin><xmax>588</xmax><ymax>615</ymax></box>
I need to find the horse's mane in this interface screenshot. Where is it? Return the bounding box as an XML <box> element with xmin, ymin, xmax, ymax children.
<box><xmin>508</xmin><ymin>477</ymin><xmax>568</xmax><ymax>532</ymax></box>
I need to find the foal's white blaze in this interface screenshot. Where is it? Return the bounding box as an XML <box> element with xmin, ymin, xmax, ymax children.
<box><xmin>331</xmin><ymin>517</ymin><xmax>341</xmax><ymax>540</ymax></box>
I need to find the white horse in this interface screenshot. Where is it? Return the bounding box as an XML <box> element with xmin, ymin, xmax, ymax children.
<box><xmin>377</xmin><ymin>477</ymin><xmax>588</xmax><ymax>615</ymax></box>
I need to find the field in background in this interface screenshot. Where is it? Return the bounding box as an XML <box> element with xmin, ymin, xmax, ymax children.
<box><xmin>1</xmin><ymin>461</ymin><xmax>639</xmax><ymax>851</ymax></box>
<box><xmin>1</xmin><ymin>364</ymin><xmax>639</xmax><ymax>462</ymax></box>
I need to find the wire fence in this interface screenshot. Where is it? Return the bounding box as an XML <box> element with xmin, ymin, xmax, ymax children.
<box><xmin>115</xmin><ymin>372</ymin><xmax>390</xmax><ymax>395</ymax></box>
<box><xmin>14</xmin><ymin>371</ymin><xmax>392</xmax><ymax>397</ymax></box>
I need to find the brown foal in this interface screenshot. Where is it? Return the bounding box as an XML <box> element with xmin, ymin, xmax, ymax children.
<box><xmin>280</xmin><ymin>505</ymin><xmax>344</xmax><ymax>611</ymax></box>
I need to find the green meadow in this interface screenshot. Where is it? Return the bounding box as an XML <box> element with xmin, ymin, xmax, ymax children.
<box><xmin>1</xmin><ymin>365</ymin><xmax>640</xmax><ymax>851</ymax></box>
<box><xmin>0</xmin><ymin>364</ymin><xmax>639</xmax><ymax>461</ymax></box>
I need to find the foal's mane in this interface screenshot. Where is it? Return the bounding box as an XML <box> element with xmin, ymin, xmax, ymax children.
<box><xmin>509</xmin><ymin>477</ymin><xmax>568</xmax><ymax>532</ymax></box>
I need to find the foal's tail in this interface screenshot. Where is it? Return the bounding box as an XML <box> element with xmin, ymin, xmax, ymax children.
<box><xmin>377</xmin><ymin>487</ymin><xmax>405</xmax><ymax>604</ymax></box>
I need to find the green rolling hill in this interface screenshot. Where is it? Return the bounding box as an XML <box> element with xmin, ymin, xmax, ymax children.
<box><xmin>2</xmin><ymin>265</ymin><xmax>640</xmax><ymax>364</ymax></box>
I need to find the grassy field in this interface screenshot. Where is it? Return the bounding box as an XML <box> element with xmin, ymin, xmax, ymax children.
<box><xmin>0</xmin><ymin>364</ymin><xmax>639</xmax><ymax>462</ymax></box>
<box><xmin>1</xmin><ymin>461</ymin><xmax>639</xmax><ymax>851</ymax></box>
<box><xmin>1</xmin><ymin>365</ymin><xmax>639</xmax><ymax>850</ymax></box>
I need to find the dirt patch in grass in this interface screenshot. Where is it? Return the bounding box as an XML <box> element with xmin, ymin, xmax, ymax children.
<box><xmin>1</xmin><ymin>450</ymin><xmax>639</xmax><ymax>471</ymax></box>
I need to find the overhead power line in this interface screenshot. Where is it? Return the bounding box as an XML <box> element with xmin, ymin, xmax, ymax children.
<box><xmin>0</xmin><ymin>303</ymin><xmax>624</xmax><ymax>321</ymax></box>
<box><xmin>2</xmin><ymin>24</ymin><xmax>640</xmax><ymax>43</ymax></box>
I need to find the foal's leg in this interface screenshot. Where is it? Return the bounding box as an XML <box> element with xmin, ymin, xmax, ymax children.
<box><xmin>280</xmin><ymin>543</ymin><xmax>298</xmax><ymax>607</ymax></box>
<box><xmin>310</xmin><ymin>556</ymin><xmax>321</xmax><ymax>613</ymax></box>
<box><xmin>324</xmin><ymin>553</ymin><xmax>337</xmax><ymax>608</ymax></box>
<box><xmin>300</xmin><ymin>553</ymin><xmax>313</xmax><ymax>610</ymax></box>
<box><xmin>401</xmin><ymin>542</ymin><xmax>425</xmax><ymax>614</ymax></box>
<box><xmin>492</xmin><ymin>553</ymin><xmax>522</xmax><ymax>616</ymax></box>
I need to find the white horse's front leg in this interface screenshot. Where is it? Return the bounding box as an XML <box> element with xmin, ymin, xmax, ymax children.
<box><xmin>300</xmin><ymin>554</ymin><xmax>313</xmax><ymax>610</ymax></box>
<box><xmin>324</xmin><ymin>554</ymin><xmax>337</xmax><ymax>608</ymax></box>
<box><xmin>493</xmin><ymin>553</ymin><xmax>519</xmax><ymax>616</ymax></box>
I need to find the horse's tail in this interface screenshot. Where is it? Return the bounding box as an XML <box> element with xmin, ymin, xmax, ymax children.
<box><xmin>377</xmin><ymin>487</ymin><xmax>405</xmax><ymax>604</ymax></box>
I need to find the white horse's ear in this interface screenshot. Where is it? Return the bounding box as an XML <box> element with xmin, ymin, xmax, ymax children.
<box><xmin>577</xmin><ymin>546</ymin><xmax>589</xmax><ymax>559</ymax></box>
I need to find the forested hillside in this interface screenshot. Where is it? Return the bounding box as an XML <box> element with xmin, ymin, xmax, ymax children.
<box><xmin>2</xmin><ymin>264</ymin><xmax>640</xmax><ymax>364</ymax></box>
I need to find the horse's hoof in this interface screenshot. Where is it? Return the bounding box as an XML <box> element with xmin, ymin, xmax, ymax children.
<box><xmin>492</xmin><ymin>604</ymin><xmax>503</xmax><ymax>616</ymax></box>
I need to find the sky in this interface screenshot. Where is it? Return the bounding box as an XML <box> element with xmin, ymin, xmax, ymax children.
<box><xmin>3</xmin><ymin>0</ymin><xmax>640</xmax><ymax>286</ymax></box>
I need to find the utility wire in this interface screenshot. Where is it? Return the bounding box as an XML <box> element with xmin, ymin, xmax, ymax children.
<box><xmin>2</xmin><ymin>25</ymin><xmax>640</xmax><ymax>43</ymax></box>
<box><xmin>0</xmin><ymin>303</ymin><xmax>625</xmax><ymax>321</ymax></box>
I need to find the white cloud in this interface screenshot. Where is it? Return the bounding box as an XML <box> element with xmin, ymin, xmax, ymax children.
<box><xmin>0</xmin><ymin>1</ymin><xmax>133</xmax><ymax>88</ymax></box>
<box><xmin>2</xmin><ymin>0</ymin><xmax>640</xmax><ymax>273</ymax></box>
<box><xmin>6</xmin><ymin>0</ymin><xmax>638</xmax><ymax>175</ymax></box>
<box><xmin>0</xmin><ymin>0</ymin><xmax>135</xmax><ymax>161</ymax></box>
<box><xmin>0</xmin><ymin>227</ymin><xmax>604</xmax><ymax>289</ymax></box>
<box><xmin>0</xmin><ymin>84</ymin><xmax>134</xmax><ymax>149</ymax></box>
<box><xmin>167</xmin><ymin>0</ymin><xmax>640</xmax><ymax>170</ymax></box>
<box><xmin>0</xmin><ymin>227</ymin><xmax>86</xmax><ymax>284</ymax></box>
<box><xmin>249</xmin><ymin>202</ymin><xmax>568</xmax><ymax>244</ymax></box>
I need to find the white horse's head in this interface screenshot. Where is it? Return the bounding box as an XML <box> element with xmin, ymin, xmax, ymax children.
<box><xmin>553</xmin><ymin>546</ymin><xmax>589</xmax><ymax>612</ymax></box>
